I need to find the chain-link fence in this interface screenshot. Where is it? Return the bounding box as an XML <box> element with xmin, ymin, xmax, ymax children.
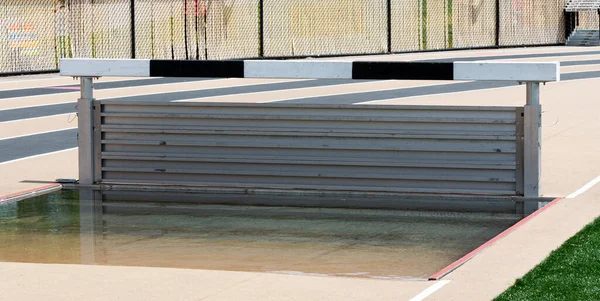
<box><xmin>1</xmin><ymin>1</ymin><xmax>58</xmax><ymax>73</ymax></box>
<box><xmin>0</xmin><ymin>0</ymin><xmax>591</xmax><ymax>75</ymax></box>
<box><xmin>0</xmin><ymin>0</ymin><xmax>131</xmax><ymax>74</ymax></box>
<box><xmin>264</xmin><ymin>0</ymin><xmax>388</xmax><ymax>57</ymax></box>
<box><xmin>499</xmin><ymin>0</ymin><xmax>566</xmax><ymax>46</ymax></box>
<box><xmin>578</xmin><ymin>10</ymin><xmax>600</xmax><ymax>30</ymax></box>
<box><xmin>390</xmin><ymin>0</ymin><xmax>497</xmax><ymax>52</ymax></box>
<box><xmin>74</xmin><ymin>0</ymin><xmax>132</xmax><ymax>58</ymax></box>
<box><xmin>451</xmin><ymin>0</ymin><xmax>497</xmax><ymax>48</ymax></box>
<box><xmin>134</xmin><ymin>0</ymin><xmax>259</xmax><ymax>60</ymax></box>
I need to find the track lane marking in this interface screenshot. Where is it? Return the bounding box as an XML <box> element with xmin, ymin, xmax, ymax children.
<box><xmin>567</xmin><ymin>175</ymin><xmax>600</xmax><ymax>199</ymax></box>
<box><xmin>0</xmin><ymin>127</ymin><xmax>77</xmax><ymax>141</ymax></box>
<box><xmin>409</xmin><ymin>280</ymin><xmax>451</xmax><ymax>301</ymax></box>
<box><xmin>0</xmin><ymin>147</ymin><xmax>78</xmax><ymax>166</ymax></box>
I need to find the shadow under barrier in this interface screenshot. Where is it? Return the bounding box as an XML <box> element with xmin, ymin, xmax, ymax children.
<box><xmin>73</xmin><ymin>185</ymin><xmax>556</xmax><ymax>216</ymax></box>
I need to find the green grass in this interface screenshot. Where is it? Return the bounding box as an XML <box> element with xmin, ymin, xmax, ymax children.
<box><xmin>495</xmin><ymin>217</ymin><xmax>600</xmax><ymax>301</ymax></box>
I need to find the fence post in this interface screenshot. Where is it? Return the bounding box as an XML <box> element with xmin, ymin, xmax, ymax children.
<box><xmin>259</xmin><ymin>0</ymin><xmax>264</xmax><ymax>57</ymax></box>
<box><xmin>387</xmin><ymin>0</ymin><xmax>392</xmax><ymax>53</ymax></box>
<box><xmin>78</xmin><ymin>77</ymin><xmax>95</xmax><ymax>185</ymax></box>
<box><xmin>524</xmin><ymin>82</ymin><xmax>541</xmax><ymax>198</ymax></box>
<box><xmin>130</xmin><ymin>0</ymin><xmax>136</xmax><ymax>58</ymax></box>
<box><xmin>495</xmin><ymin>0</ymin><xmax>500</xmax><ymax>46</ymax></box>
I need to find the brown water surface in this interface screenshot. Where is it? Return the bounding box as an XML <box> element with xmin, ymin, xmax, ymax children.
<box><xmin>0</xmin><ymin>191</ymin><xmax>521</xmax><ymax>279</ymax></box>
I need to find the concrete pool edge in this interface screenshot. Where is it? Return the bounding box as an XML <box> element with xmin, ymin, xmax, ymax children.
<box><xmin>427</xmin><ymin>197</ymin><xmax>564</xmax><ymax>280</ymax></box>
<box><xmin>0</xmin><ymin>183</ymin><xmax>62</xmax><ymax>205</ymax></box>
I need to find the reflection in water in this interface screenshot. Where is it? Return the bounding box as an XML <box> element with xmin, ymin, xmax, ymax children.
<box><xmin>0</xmin><ymin>190</ymin><xmax>521</xmax><ymax>279</ymax></box>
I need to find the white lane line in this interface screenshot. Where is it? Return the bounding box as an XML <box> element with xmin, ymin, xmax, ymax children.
<box><xmin>0</xmin><ymin>101</ymin><xmax>75</xmax><ymax>112</ymax></box>
<box><xmin>0</xmin><ymin>147</ymin><xmax>78</xmax><ymax>166</ymax></box>
<box><xmin>172</xmin><ymin>80</ymin><xmax>415</xmax><ymax>103</ymax></box>
<box><xmin>561</xmin><ymin>67</ymin><xmax>600</xmax><ymax>74</ymax></box>
<box><xmin>49</xmin><ymin>86</ymin><xmax>81</xmax><ymax>90</ymax></box>
<box><xmin>0</xmin><ymin>113</ymin><xmax>75</xmax><ymax>124</ymax></box>
<box><xmin>3</xmin><ymin>75</ymin><xmax>62</xmax><ymax>80</ymax></box>
<box><xmin>356</xmin><ymin>82</ymin><xmax>508</xmax><ymax>104</ymax></box>
<box><xmin>357</xmin><ymin>73</ymin><xmax>600</xmax><ymax>105</ymax></box>
<box><xmin>257</xmin><ymin>82</ymin><xmax>454</xmax><ymax>104</ymax></box>
<box><xmin>0</xmin><ymin>77</ymin><xmax>151</xmax><ymax>92</ymax></box>
<box><xmin>0</xmin><ymin>76</ymin><xmax>63</xmax><ymax>84</ymax></box>
<box><xmin>1</xmin><ymin>70</ymin><xmax>597</xmax><ymax>113</ymax></box>
<box><xmin>567</xmin><ymin>175</ymin><xmax>600</xmax><ymax>199</ymax></box>
<box><xmin>409</xmin><ymin>280</ymin><xmax>451</xmax><ymax>301</ymax></box>
<box><xmin>1</xmin><ymin>80</ymin><xmax>457</xmax><ymax>110</ymax></box>
<box><xmin>0</xmin><ymin>127</ymin><xmax>77</xmax><ymax>141</ymax></box>
<box><xmin>2</xmin><ymin>78</ymin><xmax>297</xmax><ymax>102</ymax></box>
<box><xmin>174</xmin><ymin>82</ymin><xmax>460</xmax><ymax>103</ymax></box>
<box><xmin>0</xmin><ymin>78</ymin><xmax>299</xmax><ymax>109</ymax></box>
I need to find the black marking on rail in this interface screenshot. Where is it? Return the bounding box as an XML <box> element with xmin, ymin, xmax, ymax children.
<box><xmin>352</xmin><ymin>62</ymin><xmax>454</xmax><ymax>80</ymax></box>
<box><xmin>150</xmin><ymin>60</ymin><xmax>245</xmax><ymax>78</ymax></box>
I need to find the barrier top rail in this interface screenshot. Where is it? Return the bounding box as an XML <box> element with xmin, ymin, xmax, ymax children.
<box><xmin>60</xmin><ymin>59</ymin><xmax>560</xmax><ymax>83</ymax></box>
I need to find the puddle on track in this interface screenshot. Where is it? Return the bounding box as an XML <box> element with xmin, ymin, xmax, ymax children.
<box><xmin>0</xmin><ymin>190</ymin><xmax>521</xmax><ymax>280</ymax></box>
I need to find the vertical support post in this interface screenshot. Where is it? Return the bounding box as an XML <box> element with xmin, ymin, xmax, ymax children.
<box><xmin>258</xmin><ymin>0</ymin><xmax>264</xmax><ymax>57</ymax></box>
<box><xmin>78</xmin><ymin>77</ymin><xmax>95</xmax><ymax>185</ymax></box>
<box><xmin>495</xmin><ymin>0</ymin><xmax>500</xmax><ymax>46</ymax></box>
<box><xmin>524</xmin><ymin>82</ymin><xmax>541</xmax><ymax>198</ymax></box>
<box><xmin>130</xmin><ymin>0</ymin><xmax>136</xmax><ymax>58</ymax></box>
<box><xmin>387</xmin><ymin>0</ymin><xmax>392</xmax><ymax>53</ymax></box>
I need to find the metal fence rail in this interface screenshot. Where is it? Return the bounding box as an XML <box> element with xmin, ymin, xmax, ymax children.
<box><xmin>2</xmin><ymin>0</ymin><xmax>571</xmax><ymax>75</ymax></box>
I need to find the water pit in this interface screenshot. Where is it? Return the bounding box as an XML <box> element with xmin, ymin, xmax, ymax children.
<box><xmin>0</xmin><ymin>190</ymin><xmax>523</xmax><ymax>280</ymax></box>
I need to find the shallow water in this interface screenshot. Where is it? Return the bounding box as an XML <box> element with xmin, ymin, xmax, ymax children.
<box><xmin>0</xmin><ymin>190</ymin><xmax>521</xmax><ymax>279</ymax></box>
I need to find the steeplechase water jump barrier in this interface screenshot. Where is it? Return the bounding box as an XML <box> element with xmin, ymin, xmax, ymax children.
<box><xmin>60</xmin><ymin>58</ymin><xmax>559</xmax><ymax>214</ymax></box>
